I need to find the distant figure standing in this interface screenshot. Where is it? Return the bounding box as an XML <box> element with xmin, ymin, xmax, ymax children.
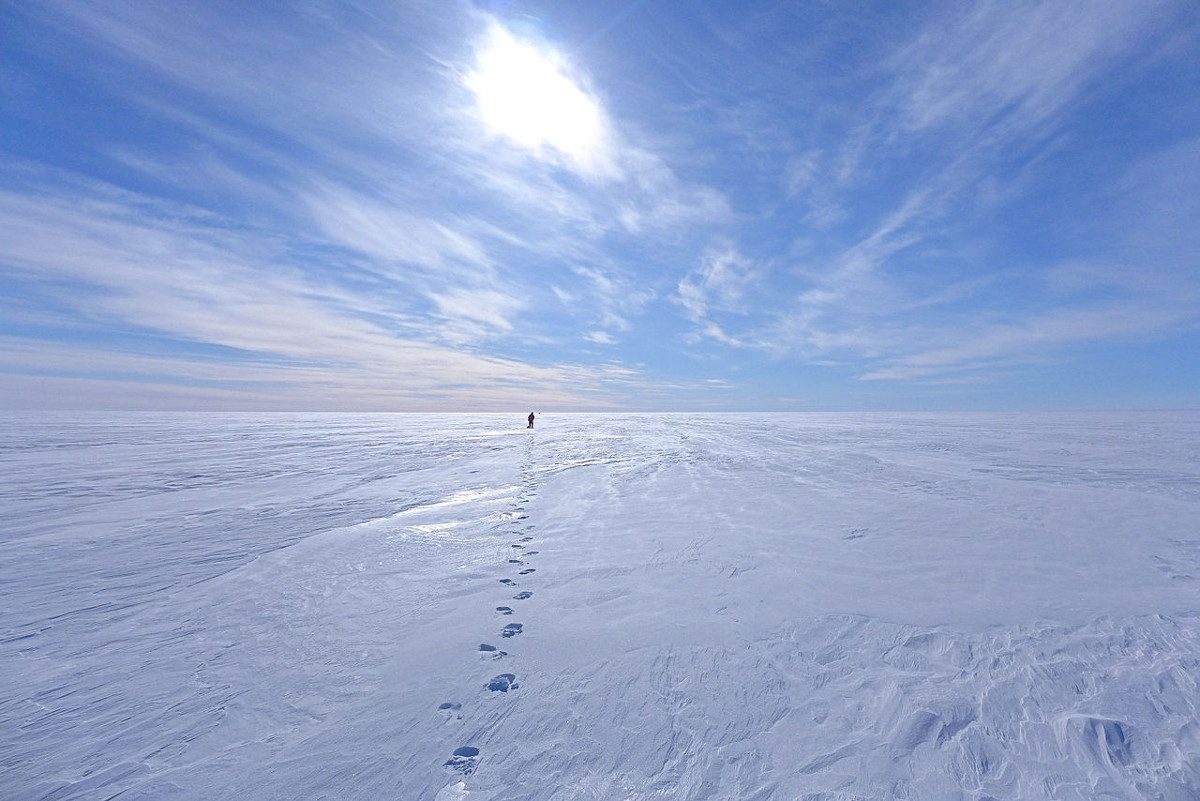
<box><xmin>527</xmin><ymin>412</ymin><xmax>535</xmax><ymax>429</ymax></box>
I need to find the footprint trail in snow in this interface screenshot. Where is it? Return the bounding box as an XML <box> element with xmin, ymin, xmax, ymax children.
<box><xmin>436</xmin><ymin>429</ymin><xmax>545</xmax><ymax>790</ymax></box>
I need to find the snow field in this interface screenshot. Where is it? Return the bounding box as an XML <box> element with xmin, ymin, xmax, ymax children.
<box><xmin>2</xmin><ymin>412</ymin><xmax>1199</xmax><ymax>799</ymax></box>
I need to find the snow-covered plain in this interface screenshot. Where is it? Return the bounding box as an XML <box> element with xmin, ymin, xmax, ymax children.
<box><xmin>2</xmin><ymin>412</ymin><xmax>1200</xmax><ymax>800</ymax></box>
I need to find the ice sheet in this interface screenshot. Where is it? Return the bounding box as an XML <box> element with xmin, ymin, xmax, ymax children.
<box><xmin>2</xmin><ymin>412</ymin><xmax>1199</xmax><ymax>799</ymax></box>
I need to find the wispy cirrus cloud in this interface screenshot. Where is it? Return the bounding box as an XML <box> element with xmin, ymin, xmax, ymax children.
<box><xmin>2</xmin><ymin>0</ymin><xmax>1197</xmax><ymax>409</ymax></box>
<box><xmin>696</xmin><ymin>0</ymin><xmax>1200</xmax><ymax>387</ymax></box>
<box><xmin>1</xmin><ymin>1</ymin><xmax>742</xmax><ymax>408</ymax></box>
<box><xmin>0</xmin><ymin>180</ymin><xmax>637</xmax><ymax>408</ymax></box>
<box><xmin>859</xmin><ymin>135</ymin><xmax>1200</xmax><ymax>382</ymax></box>
<box><xmin>676</xmin><ymin>246</ymin><xmax>759</xmax><ymax>326</ymax></box>
<box><xmin>429</xmin><ymin>289</ymin><xmax>525</xmax><ymax>344</ymax></box>
<box><xmin>890</xmin><ymin>0</ymin><xmax>1175</xmax><ymax>137</ymax></box>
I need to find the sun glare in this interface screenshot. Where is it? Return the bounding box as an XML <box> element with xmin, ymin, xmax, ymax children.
<box><xmin>465</xmin><ymin>25</ymin><xmax>611</xmax><ymax>175</ymax></box>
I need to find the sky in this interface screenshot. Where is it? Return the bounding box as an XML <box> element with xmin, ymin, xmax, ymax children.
<box><xmin>1</xmin><ymin>0</ymin><xmax>1198</xmax><ymax>411</ymax></box>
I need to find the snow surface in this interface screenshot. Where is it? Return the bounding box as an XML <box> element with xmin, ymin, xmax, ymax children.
<box><xmin>2</xmin><ymin>412</ymin><xmax>1200</xmax><ymax>800</ymax></box>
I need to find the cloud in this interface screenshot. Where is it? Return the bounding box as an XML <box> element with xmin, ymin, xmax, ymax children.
<box><xmin>568</xmin><ymin>264</ymin><xmax>653</xmax><ymax>333</ymax></box>
<box><xmin>891</xmin><ymin>0</ymin><xmax>1179</xmax><ymax>138</ymax></box>
<box><xmin>303</xmin><ymin>185</ymin><xmax>491</xmax><ymax>278</ymax></box>
<box><xmin>0</xmin><ymin>4</ymin><xmax>745</xmax><ymax>409</ymax></box>
<box><xmin>858</xmin><ymin>303</ymin><xmax>1191</xmax><ymax>381</ymax></box>
<box><xmin>550</xmin><ymin>285</ymin><xmax>577</xmax><ymax>305</ymax></box>
<box><xmin>430</xmin><ymin>288</ymin><xmax>525</xmax><ymax>342</ymax></box>
<box><xmin>6</xmin><ymin>0</ymin><xmax>1196</xmax><ymax>410</ymax></box>
<box><xmin>859</xmin><ymin>134</ymin><xmax>1200</xmax><ymax>381</ymax></box>
<box><xmin>676</xmin><ymin>246</ymin><xmax>758</xmax><ymax>325</ymax></box>
<box><xmin>0</xmin><ymin>181</ymin><xmax>648</xmax><ymax>408</ymax></box>
<box><xmin>784</xmin><ymin>151</ymin><xmax>820</xmax><ymax>197</ymax></box>
<box><xmin>696</xmin><ymin>323</ymin><xmax>743</xmax><ymax>347</ymax></box>
<box><xmin>724</xmin><ymin>1</ymin><xmax>1197</xmax><ymax>384</ymax></box>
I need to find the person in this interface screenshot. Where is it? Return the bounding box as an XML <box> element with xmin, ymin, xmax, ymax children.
<box><xmin>527</xmin><ymin>412</ymin><xmax>535</xmax><ymax>429</ymax></box>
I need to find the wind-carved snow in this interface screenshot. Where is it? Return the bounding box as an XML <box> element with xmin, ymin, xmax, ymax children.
<box><xmin>2</xmin><ymin>412</ymin><xmax>1199</xmax><ymax>800</ymax></box>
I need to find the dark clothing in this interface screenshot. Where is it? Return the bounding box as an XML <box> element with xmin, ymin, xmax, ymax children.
<box><xmin>527</xmin><ymin>413</ymin><xmax>535</xmax><ymax>429</ymax></box>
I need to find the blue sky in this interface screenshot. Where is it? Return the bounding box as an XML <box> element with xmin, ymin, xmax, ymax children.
<box><xmin>1</xmin><ymin>0</ymin><xmax>1198</xmax><ymax>410</ymax></box>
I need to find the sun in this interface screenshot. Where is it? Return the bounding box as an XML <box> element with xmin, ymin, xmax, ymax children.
<box><xmin>465</xmin><ymin>24</ymin><xmax>612</xmax><ymax>175</ymax></box>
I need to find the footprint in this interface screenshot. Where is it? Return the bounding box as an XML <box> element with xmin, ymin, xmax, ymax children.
<box><xmin>495</xmin><ymin>606</ymin><xmax>513</xmax><ymax>615</ymax></box>
<box><xmin>499</xmin><ymin>578</ymin><xmax>515</xmax><ymax>585</ymax></box>
<box><xmin>519</xmin><ymin>536</ymin><xmax>534</xmax><ymax>542</ymax></box>
<box><xmin>443</xmin><ymin>746</ymin><xmax>480</xmax><ymax>776</ymax></box>
<box><xmin>843</xmin><ymin>528</ymin><xmax>869</xmax><ymax>541</ymax></box>
<box><xmin>501</xmin><ymin>623</ymin><xmax>523</xmax><ymax>638</ymax></box>
<box><xmin>478</xmin><ymin>643</ymin><xmax>507</xmax><ymax>659</ymax></box>
<box><xmin>524</xmin><ymin>551</ymin><xmax>539</xmax><ymax>556</ymax></box>
<box><xmin>518</xmin><ymin>568</ymin><xmax>536</xmax><ymax>575</ymax></box>
<box><xmin>508</xmin><ymin>559</ymin><xmax>524</xmax><ymax>565</ymax></box>
<box><xmin>486</xmin><ymin>673</ymin><xmax>519</xmax><ymax>692</ymax></box>
<box><xmin>511</xmin><ymin>544</ymin><xmax>524</xmax><ymax>549</ymax></box>
<box><xmin>437</xmin><ymin>702</ymin><xmax>462</xmax><ymax>720</ymax></box>
<box><xmin>513</xmin><ymin>591</ymin><xmax>533</xmax><ymax>600</ymax></box>
<box><xmin>435</xmin><ymin>780</ymin><xmax>468</xmax><ymax>801</ymax></box>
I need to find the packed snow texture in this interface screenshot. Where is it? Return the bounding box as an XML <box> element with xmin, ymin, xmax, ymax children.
<box><xmin>2</xmin><ymin>412</ymin><xmax>1200</xmax><ymax>800</ymax></box>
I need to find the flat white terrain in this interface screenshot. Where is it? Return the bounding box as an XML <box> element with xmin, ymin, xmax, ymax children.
<box><xmin>2</xmin><ymin>413</ymin><xmax>1199</xmax><ymax>800</ymax></box>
